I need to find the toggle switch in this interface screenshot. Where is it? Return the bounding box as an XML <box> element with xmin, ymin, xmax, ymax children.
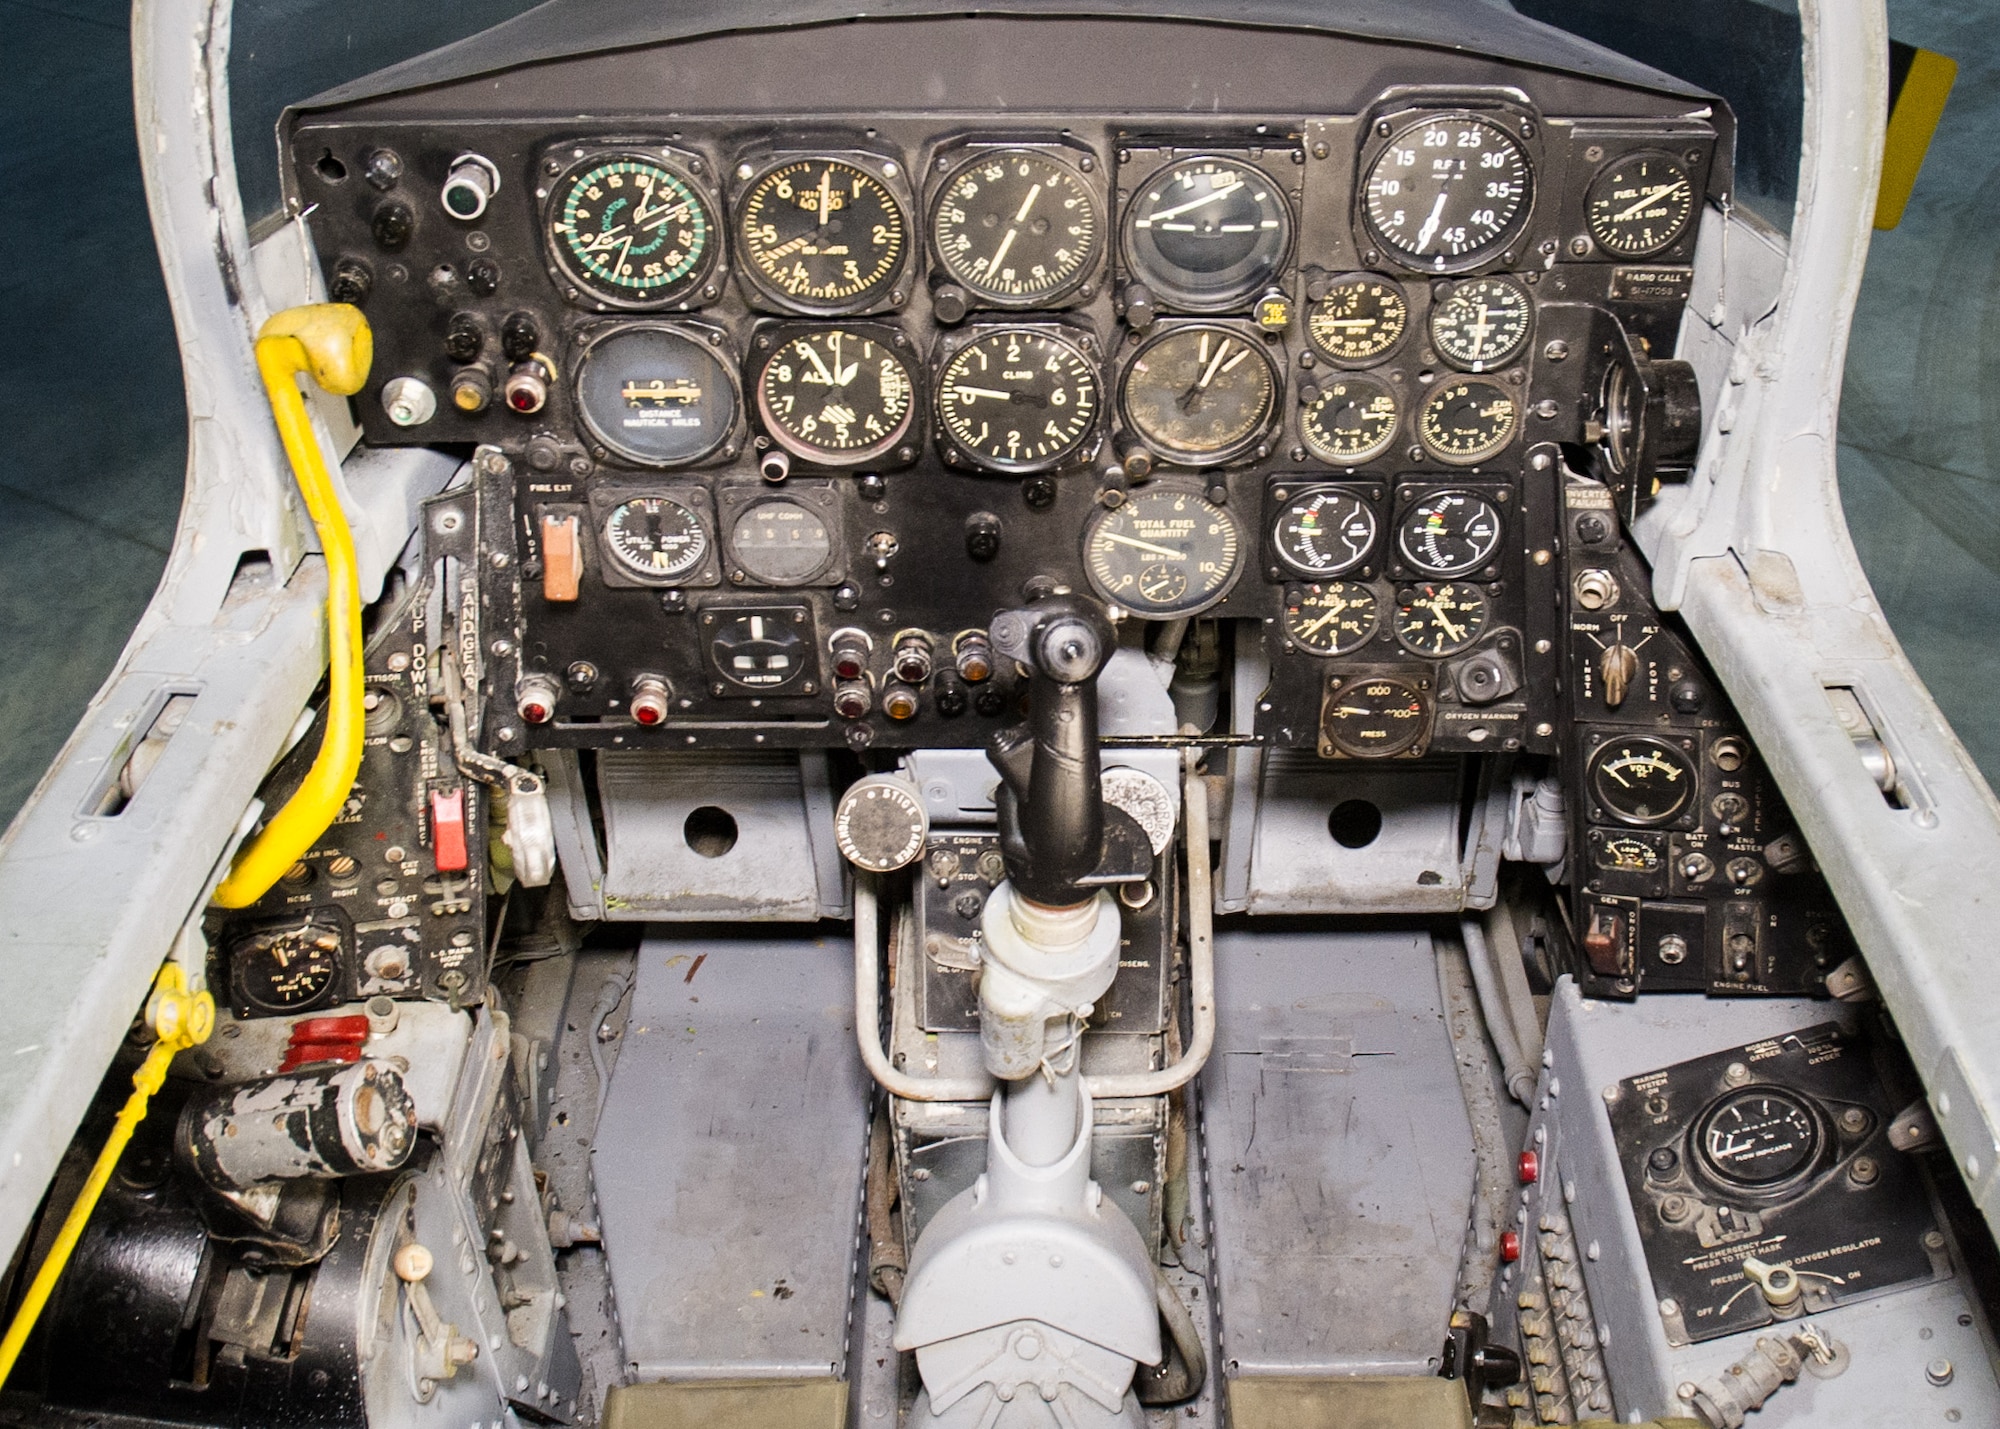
<box><xmin>430</xmin><ymin>787</ymin><xmax>469</xmax><ymax>873</ymax></box>
<box><xmin>1600</xmin><ymin>644</ymin><xmax>1640</xmax><ymax>709</ymax></box>
<box><xmin>541</xmin><ymin>514</ymin><xmax>581</xmax><ymax>602</ymax></box>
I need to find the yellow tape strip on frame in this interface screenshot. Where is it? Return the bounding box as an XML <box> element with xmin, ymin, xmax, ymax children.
<box><xmin>1876</xmin><ymin>44</ymin><xmax>1956</xmax><ymax>230</ymax></box>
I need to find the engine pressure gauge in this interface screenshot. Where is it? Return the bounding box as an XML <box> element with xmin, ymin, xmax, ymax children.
<box><xmin>1122</xmin><ymin>155</ymin><xmax>1293</xmax><ymax>311</ymax></box>
<box><xmin>1361</xmin><ymin>114</ymin><xmax>1533</xmax><ymax>272</ymax></box>
<box><xmin>936</xmin><ymin>326</ymin><xmax>1100</xmax><ymax>472</ymax></box>
<box><xmin>932</xmin><ymin>147</ymin><xmax>1102</xmax><ymax>307</ymax></box>
<box><xmin>1301</xmin><ymin>375</ymin><xmax>1400</xmax><ymax>466</ymax></box>
<box><xmin>235</xmin><ymin>920</ymin><xmax>343</xmax><ymax>1013</ymax></box>
<box><xmin>737</xmin><ymin>156</ymin><xmax>909</xmax><ymax>313</ymax></box>
<box><xmin>576</xmin><ymin>325</ymin><xmax>739</xmax><ymax>467</ymax></box>
<box><xmin>1428</xmin><ymin>276</ymin><xmax>1531</xmax><ymax>371</ymax></box>
<box><xmin>1320</xmin><ymin>674</ymin><xmax>1429</xmax><ymax>757</ymax></box>
<box><xmin>755</xmin><ymin>327</ymin><xmax>915</xmax><ymax>465</ymax></box>
<box><xmin>1282</xmin><ymin>582</ymin><xmax>1379</xmax><ymax>656</ymax></box>
<box><xmin>1417</xmin><ymin>378</ymin><xmax>1518</xmax><ymax>465</ymax></box>
<box><xmin>1305</xmin><ymin>275</ymin><xmax>1409</xmax><ymax>363</ymax></box>
<box><xmin>1272</xmin><ymin>489</ymin><xmax>1377</xmax><ymax>577</ymax></box>
<box><xmin>546</xmin><ymin>152</ymin><xmax>719</xmax><ymax>308</ymax></box>
<box><xmin>1587</xmin><ymin>736</ymin><xmax>1698</xmax><ymax>826</ymax></box>
<box><xmin>1119</xmin><ymin>325</ymin><xmax>1278</xmax><ymax>466</ymax></box>
<box><xmin>1586</xmin><ymin>152</ymin><xmax>1696</xmax><ymax>258</ymax></box>
<box><xmin>1695</xmin><ymin>1087</ymin><xmax>1823</xmax><ymax>1189</ymax></box>
<box><xmin>604</xmin><ymin>496</ymin><xmax>710</xmax><ymax>582</ymax></box>
<box><xmin>1396</xmin><ymin>490</ymin><xmax>1502</xmax><ymax>576</ymax></box>
<box><xmin>1083</xmin><ymin>484</ymin><xmax>1242</xmax><ymax>617</ymax></box>
<box><xmin>1393</xmin><ymin>581</ymin><xmax>1490</xmax><ymax>656</ymax></box>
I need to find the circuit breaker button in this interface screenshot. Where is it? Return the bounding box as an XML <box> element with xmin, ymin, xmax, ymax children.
<box><xmin>431</xmin><ymin>787</ymin><xmax>469</xmax><ymax>873</ymax></box>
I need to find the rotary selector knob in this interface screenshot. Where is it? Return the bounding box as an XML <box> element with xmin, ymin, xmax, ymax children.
<box><xmin>834</xmin><ymin>776</ymin><xmax>929</xmax><ymax>873</ymax></box>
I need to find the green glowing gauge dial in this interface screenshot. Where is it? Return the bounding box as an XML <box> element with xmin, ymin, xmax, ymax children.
<box><xmin>549</xmin><ymin>154</ymin><xmax>717</xmax><ymax>306</ymax></box>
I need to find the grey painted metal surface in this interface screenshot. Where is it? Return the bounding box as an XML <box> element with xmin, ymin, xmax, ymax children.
<box><xmin>594</xmin><ymin>927</ymin><xmax>871</xmax><ymax>1380</ymax></box>
<box><xmin>1202</xmin><ymin>926</ymin><xmax>1474</xmax><ymax>1377</ymax></box>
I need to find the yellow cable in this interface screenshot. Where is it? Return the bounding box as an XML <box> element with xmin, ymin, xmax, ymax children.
<box><xmin>0</xmin><ymin>964</ymin><xmax>214</xmax><ymax>1384</ymax></box>
<box><xmin>211</xmin><ymin>304</ymin><xmax>373</xmax><ymax>908</ymax></box>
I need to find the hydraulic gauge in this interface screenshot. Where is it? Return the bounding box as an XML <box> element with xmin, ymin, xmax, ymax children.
<box><xmin>1119</xmin><ymin>325</ymin><xmax>1279</xmax><ymax>466</ymax></box>
<box><xmin>1396</xmin><ymin>490</ymin><xmax>1502</xmax><ymax>576</ymax></box>
<box><xmin>1428</xmin><ymin>276</ymin><xmax>1531</xmax><ymax>371</ymax></box>
<box><xmin>1272</xmin><ymin>489</ymin><xmax>1377</xmax><ymax>577</ymax></box>
<box><xmin>546</xmin><ymin>151</ymin><xmax>719</xmax><ymax>308</ymax></box>
<box><xmin>936</xmin><ymin>327</ymin><xmax>1100</xmax><ymax>472</ymax></box>
<box><xmin>1122</xmin><ymin>155</ymin><xmax>1293</xmax><ymax>311</ymax></box>
<box><xmin>1418</xmin><ymin>378</ymin><xmax>1518</xmax><ymax>465</ymax></box>
<box><xmin>932</xmin><ymin>147</ymin><xmax>1102</xmax><ymax>306</ymax></box>
<box><xmin>1283</xmin><ymin>582</ymin><xmax>1379</xmax><ymax>656</ymax></box>
<box><xmin>1586</xmin><ymin>152</ymin><xmax>1696</xmax><ymax>258</ymax></box>
<box><xmin>1695</xmin><ymin>1087</ymin><xmax>1823</xmax><ymax>1189</ymax></box>
<box><xmin>1361</xmin><ymin>113</ymin><xmax>1533</xmax><ymax>272</ymax></box>
<box><xmin>235</xmin><ymin>920</ymin><xmax>343</xmax><ymax>1013</ymax></box>
<box><xmin>603</xmin><ymin>495</ymin><xmax>710</xmax><ymax>582</ymax></box>
<box><xmin>737</xmin><ymin>156</ymin><xmax>909</xmax><ymax>313</ymax></box>
<box><xmin>1305</xmin><ymin>276</ymin><xmax>1409</xmax><ymax>363</ymax></box>
<box><xmin>575</xmin><ymin>324</ymin><xmax>739</xmax><ymax>467</ymax></box>
<box><xmin>1393</xmin><ymin>581</ymin><xmax>1490</xmax><ymax>656</ymax></box>
<box><xmin>729</xmin><ymin>499</ymin><xmax>835</xmax><ymax>585</ymax></box>
<box><xmin>1301</xmin><ymin>375</ymin><xmax>1400</xmax><ymax>465</ymax></box>
<box><xmin>1320</xmin><ymin>674</ymin><xmax>1429</xmax><ymax>758</ymax></box>
<box><xmin>1082</xmin><ymin>484</ymin><xmax>1242</xmax><ymax>617</ymax></box>
<box><xmin>1587</xmin><ymin>736</ymin><xmax>1698</xmax><ymax>826</ymax></box>
<box><xmin>755</xmin><ymin>327</ymin><xmax>915</xmax><ymax>465</ymax></box>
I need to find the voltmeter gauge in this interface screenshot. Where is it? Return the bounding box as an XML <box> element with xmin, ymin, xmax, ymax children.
<box><xmin>1695</xmin><ymin>1087</ymin><xmax>1823</xmax><ymax>1189</ymax></box>
<box><xmin>1586</xmin><ymin>152</ymin><xmax>1696</xmax><ymax>258</ymax></box>
<box><xmin>1418</xmin><ymin>378</ymin><xmax>1518</xmax><ymax>465</ymax></box>
<box><xmin>737</xmin><ymin>156</ymin><xmax>908</xmax><ymax>313</ymax></box>
<box><xmin>1282</xmin><ymin>582</ymin><xmax>1379</xmax><ymax>656</ymax></box>
<box><xmin>547</xmin><ymin>152</ymin><xmax>719</xmax><ymax>307</ymax></box>
<box><xmin>1122</xmin><ymin>155</ymin><xmax>1293</xmax><ymax>311</ymax></box>
<box><xmin>1305</xmin><ymin>276</ymin><xmax>1409</xmax><ymax>362</ymax></box>
<box><xmin>1428</xmin><ymin>276</ymin><xmax>1531</xmax><ymax>371</ymax></box>
<box><xmin>834</xmin><ymin>776</ymin><xmax>929</xmax><ymax>872</ymax></box>
<box><xmin>1588</xmin><ymin>736</ymin><xmax>1698</xmax><ymax>826</ymax></box>
<box><xmin>1272</xmin><ymin>489</ymin><xmax>1377</xmax><ymax>577</ymax></box>
<box><xmin>933</xmin><ymin>147</ymin><xmax>1102</xmax><ymax>306</ymax></box>
<box><xmin>755</xmin><ymin>327</ymin><xmax>915</xmax><ymax>465</ymax></box>
<box><xmin>1393</xmin><ymin>581</ymin><xmax>1490</xmax><ymax>656</ymax></box>
<box><xmin>604</xmin><ymin>496</ymin><xmax>710</xmax><ymax>581</ymax></box>
<box><xmin>1119</xmin><ymin>325</ymin><xmax>1278</xmax><ymax>465</ymax></box>
<box><xmin>235</xmin><ymin>920</ymin><xmax>342</xmax><ymax>1013</ymax></box>
<box><xmin>1321</xmin><ymin>675</ymin><xmax>1429</xmax><ymax>758</ymax></box>
<box><xmin>1397</xmin><ymin>490</ymin><xmax>1502</xmax><ymax>576</ymax></box>
<box><xmin>1361</xmin><ymin>114</ymin><xmax>1533</xmax><ymax>272</ymax></box>
<box><xmin>1083</xmin><ymin>484</ymin><xmax>1242</xmax><ymax>617</ymax></box>
<box><xmin>1300</xmin><ymin>375</ymin><xmax>1400</xmax><ymax>466</ymax></box>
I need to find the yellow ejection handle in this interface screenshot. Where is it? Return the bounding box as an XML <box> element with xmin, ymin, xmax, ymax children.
<box><xmin>211</xmin><ymin>304</ymin><xmax>373</xmax><ymax>908</ymax></box>
<box><xmin>0</xmin><ymin>964</ymin><xmax>214</xmax><ymax>1384</ymax></box>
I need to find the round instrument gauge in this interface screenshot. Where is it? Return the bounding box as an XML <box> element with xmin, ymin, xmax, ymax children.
<box><xmin>1393</xmin><ymin>581</ymin><xmax>1490</xmax><ymax>656</ymax></box>
<box><xmin>1306</xmin><ymin>276</ymin><xmax>1409</xmax><ymax>363</ymax></box>
<box><xmin>755</xmin><ymin>328</ymin><xmax>915</xmax><ymax>465</ymax></box>
<box><xmin>1596</xmin><ymin>835</ymin><xmax>1663</xmax><ymax>874</ymax></box>
<box><xmin>728</xmin><ymin>499</ymin><xmax>835</xmax><ymax>585</ymax></box>
<box><xmin>738</xmin><ymin>157</ymin><xmax>908</xmax><ymax>312</ymax></box>
<box><xmin>1587</xmin><ymin>736</ymin><xmax>1698</xmax><ymax>826</ymax></box>
<box><xmin>1322</xmin><ymin>674</ymin><xmax>1429</xmax><ymax>758</ymax></box>
<box><xmin>1083</xmin><ymin>484</ymin><xmax>1242</xmax><ymax>617</ymax></box>
<box><xmin>1695</xmin><ymin>1087</ymin><xmax>1823</xmax><ymax>1189</ymax></box>
<box><xmin>1429</xmin><ymin>276</ymin><xmax>1531</xmax><ymax>371</ymax></box>
<box><xmin>236</xmin><ymin>922</ymin><xmax>342</xmax><ymax>1013</ymax></box>
<box><xmin>547</xmin><ymin>153</ymin><xmax>718</xmax><ymax>307</ymax></box>
<box><xmin>936</xmin><ymin>327</ymin><xmax>1100</xmax><ymax>472</ymax></box>
<box><xmin>1397</xmin><ymin>490</ymin><xmax>1503</xmax><ymax>576</ymax></box>
<box><xmin>1123</xmin><ymin>155</ymin><xmax>1293</xmax><ymax>311</ymax></box>
<box><xmin>1283</xmin><ymin>582</ymin><xmax>1379</xmax><ymax>656</ymax></box>
<box><xmin>604</xmin><ymin>496</ymin><xmax>710</xmax><ymax>582</ymax></box>
<box><xmin>1272</xmin><ymin>489</ymin><xmax>1377</xmax><ymax>577</ymax></box>
<box><xmin>1362</xmin><ymin>114</ymin><xmax>1533</xmax><ymax>273</ymax></box>
<box><xmin>1119</xmin><ymin>325</ymin><xmax>1279</xmax><ymax>466</ymax></box>
<box><xmin>1301</xmin><ymin>375</ymin><xmax>1400</xmax><ymax>466</ymax></box>
<box><xmin>1586</xmin><ymin>152</ymin><xmax>1696</xmax><ymax>258</ymax></box>
<box><xmin>576</xmin><ymin>325</ymin><xmax>738</xmax><ymax>467</ymax></box>
<box><xmin>933</xmin><ymin>148</ymin><xmax>1101</xmax><ymax>306</ymax></box>
<box><xmin>1418</xmin><ymin>378</ymin><xmax>1518</xmax><ymax>465</ymax></box>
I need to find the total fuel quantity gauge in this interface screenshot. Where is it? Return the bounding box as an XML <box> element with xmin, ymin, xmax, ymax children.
<box><xmin>1083</xmin><ymin>484</ymin><xmax>1242</xmax><ymax>617</ymax></box>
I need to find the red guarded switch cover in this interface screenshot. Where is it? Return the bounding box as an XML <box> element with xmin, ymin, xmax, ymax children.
<box><xmin>432</xmin><ymin>787</ymin><xmax>469</xmax><ymax>873</ymax></box>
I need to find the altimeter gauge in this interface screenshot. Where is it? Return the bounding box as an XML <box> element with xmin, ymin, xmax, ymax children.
<box><xmin>1083</xmin><ymin>484</ymin><xmax>1242</xmax><ymax>617</ymax></box>
<box><xmin>547</xmin><ymin>152</ymin><xmax>719</xmax><ymax>308</ymax></box>
<box><xmin>738</xmin><ymin>156</ymin><xmax>909</xmax><ymax>313</ymax></box>
<box><xmin>932</xmin><ymin>147</ymin><xmax>1102</xmax><ymax>306</ymax></box>
<box><xmin>936</xmin><ymin>327</ymin><xmax>1100</xmax><ymax>472</ymax></box>
<box><xmin>755</xmin><ymin>327</ymin><xmax>915</xmax><ymax>465</ymax></box>
<box><xmin>1361</xmin><ymin>113</ymin><xmax>1532</xmax><ymax>272</ymax></box>
<box><xmin>1119</xmin><ymin>325</ymin><xmax>1279</xmax><ymax>466</ymax></box>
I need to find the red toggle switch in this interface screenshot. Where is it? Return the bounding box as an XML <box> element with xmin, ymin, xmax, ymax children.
<box><xmin>281</xmin><ymin>1014</ymin><xmax>370</xmax><ymax>1071</ymax></box>
<box><xmin>1519</xmin><ymin>1150</ymin><xmax>1541</xmax><ymax>1185</ymax></box>
<box><xmin>432</xmin><ymin>787</ymin><xmax>469</xmax><ymax>872</ymax></box>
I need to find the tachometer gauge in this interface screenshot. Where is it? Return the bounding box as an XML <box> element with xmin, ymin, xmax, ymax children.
<box><xmin>738</xmin><ymin>156</ymin><xmax>909</xmax><ymax>312</ymax></box>
<box><xmin>932</xmin><ymin>147</ymin><xmax>1101</xmax><ymax>306</ymax></box>
<box><xmin>1428</xmin><ymin>276</ymin><xmax>1531</xmax><ymax>371</ymax></box>
<box><xmin>1123</xmin><ymin>155</ymin><xmax>1293</xmax><ymax>311</ymax></box>
<box><xmin>728</xmin><ymin>500</ymin><xmax>835</xmax><ymax>585</ymax></box>
<box><xmin>1586</xmin><ymin>152</ymin><xmax>1695</xmax><ymax>258</ymax></box>
<box><xmin>235</xmin><ymin>920</ymin><xmax>342</xmax><ymax>1013</ymax></box>
<box><xmin>755</xmin><ymin>327</ymin><xmax>915</xmax><ymax>465</ymax></box>
<box><xmin>1301</xmin><ymin>375</ymin><xmax>1400</xmax><ymax>466</ymax></box>
<box><xmin>1320</xmin><ymin>674</ymin><xmax>1429</xmax><ymax>757</ymax></box>
<box><xmin>547</xmin><ymin>152</ymin><xmax>718</xmax><ymax>308</ymax></box>
<box><xmin>1362</xmin><ymin>114</ymin><xmax>1532</xmax><ymax>272</ymax></box>
<box><xmin>1083</xmin><ymin>484</ymin><xmax>1242</xmax><ymax>617</ymax></box>
<box><xmin>1283</xmin><ymin>582</ymin><xmax>1379</xmax><ymax>656</ymax></box>
<box><xmin>1695</xmin><ymin>1087</ymin><xmax>1822</xmax><ymax>1189</ymax></box>
<box><xmin>1587</xmin><ymin>736</ymin><xmax>1697</xmax><ymax>826</ymax></box>
<box><xmin>1392</xmin><ymin>581</ymin><xmax>1490</xmax><ymax>656</ymax></box>
<box><xmin>1306</xmin><ymin>275</ymin><xmax>1408</xmax><ymax>362</ymax></box>
<box><xmin>936</xmin><ymin>327</ymin><xmax>1100</xmax><ymax>472</ymax></box>
<box><xmin>1272</xmin><ymin>489</ymin><xmax>1377</xmax><ymax>577</ymax></box>
<box><xmin>1397</xmin><ymin>490</ymin><xmax>1502</xmax><ymax>576</ymax></box>
<box><xmin>576</xmin><ymin>325</ymin><xmax>738</xmax><ymax>467</ymax></box>
<box><xmin>604</xmin><ymin>496</ymin><xmax>710</xmax><ymax>582</ymax></box>
<box><xmin>1418</xmin><ymin>378</ymin><xmax>1518</xmax><ymax>465</ymax></box>
<box><xmin>1119</xmin><ymin>325</ymin><xmax>1279</xmax><ymax>466</ymax></box>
